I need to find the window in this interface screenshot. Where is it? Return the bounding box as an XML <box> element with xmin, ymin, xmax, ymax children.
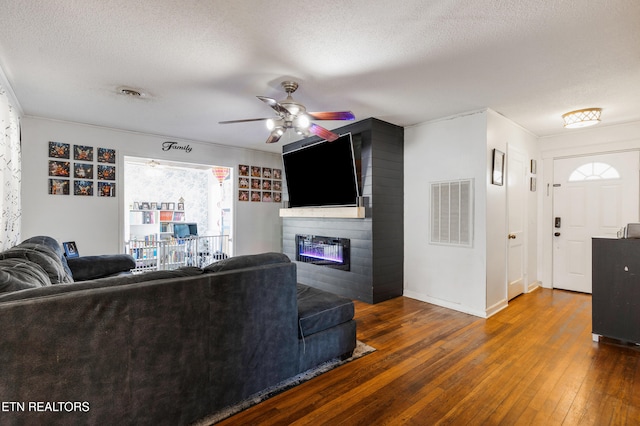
<box><xmin>568</xmin><ymin>162</ymin><xmax>620</xmax><ymax>181</ymax></box>
<box><xmin>431</xmin><ymin>179</ymin><xmax>474</xmax><ymax>247</ymax></box>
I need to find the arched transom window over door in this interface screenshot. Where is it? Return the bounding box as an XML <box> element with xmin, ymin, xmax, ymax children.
<box><xmin>568</xmin><ymin>162</ymin><xmax>621</xmax><ymax>182</ymax></box>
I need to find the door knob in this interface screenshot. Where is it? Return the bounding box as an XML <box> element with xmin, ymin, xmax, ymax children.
<box><xmin>554</xmin><ymin>232</ymin><xmax>561</xmax><ymax>237</ymax></box>
<box><xmin>508</xmin><ymin>234</ymin><xmax>516</xmax><ymax>239</ymax></box>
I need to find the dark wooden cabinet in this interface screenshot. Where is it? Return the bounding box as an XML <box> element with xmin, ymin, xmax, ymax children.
<box><xmin>592</xmin><ymin>237</ymin><xmax>640</xmax><ymax>344</ymax></box>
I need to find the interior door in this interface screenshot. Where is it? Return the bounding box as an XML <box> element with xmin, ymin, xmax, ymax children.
<box><xmin>553</xmin><ymin>151</ymin><xmax>639</xmax><ymax>293</ymax></box>
<box><xmin>507</xmin><ymin>145</ymin><xmax>527</xmax><ymax>300</ymax></box>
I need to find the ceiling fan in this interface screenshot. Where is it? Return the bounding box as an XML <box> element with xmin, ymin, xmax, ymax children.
<box><xmin>219</xmin><ymin>81</ymin><xmax>355</xmax><ymax>144</ymax></box>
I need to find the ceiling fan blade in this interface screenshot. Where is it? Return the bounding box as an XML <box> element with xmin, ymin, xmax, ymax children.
<box><xmin>219</xmin><ymin>117</ymin><xmax>271</xmax><ymax>124</ymax></box>
<box><xmin>309</xmin><ymin>123</ymin><xmax>339</xmax><ymax>142</ymax></box>
<box><xmin>257</xmin><ymin>96</ymin><xmax>290</xmax><ymax>116</ymax></box>
<box><xmin>307</xmin><ymin>111</ymin><xmax>355</xmax><ymax>121</ymax></box>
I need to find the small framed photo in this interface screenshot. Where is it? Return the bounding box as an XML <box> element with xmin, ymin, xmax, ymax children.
<box><xmin>177</xmin><ymin>202</ymin><xmax>184</xmax><ymax>211</ymax></box>
<box><xmin>49</xmin><ymin>141</ymin><xmax>70</xmax><ymax>159</ymax></box>
<box><xmin>62</xmin><ymin>241</ymin><xmax>79</xmax><ymax>258</ymax></box>
<box><xmin>492</xmin><ymin>149</ymin><xmax>505</xmax><ymax>186</ymax></box>
<box><xmin>251</xmin><ymin>179</ymin><xmax>261</xmax><ymax>189</ymax></box>
<box><xmin>273</xmin><ymin>168</ymin><xmax>282</xmax><ymax>180</ymax></box>
<box><xmin>273</xmin><ymin>180</ymin><xmax>282</xmax><ymax>191</ymax></box>
<box><xmin>251</xmin><ymin>166</ymin><xmax>261</xmax><ymax>177</ymax></box>
<box><xmin>262</xmin><ymin>180</ymin><xmax>271</xmax><ymax>190</ymax></box>
<box><xmin>74</xmin><ymin>163</ymin><xmax>93</xmax><ymax>179</ymax></box>
<box><xmin>262</xmin><ymin>191</ymin><xmax>273</xmax><ymax>202</ymax></box>
<box><xmin>238</xmin><ymin>190</ymin><xmax>249</xmax><ymax>201</ymax></box>
<box><xmin>49</xmin><ymin>179</ymin><xmax>69</xmax><ymax>195</ymax></box>
<box><xmin>74</xmin><ymin>145</ymin><xmax>94</xmax><ymax>162</ymax></box>
<box><xmin>251</xmin><ymin>191</ymin><xmax>261</xmax><ymax>202</ymax></box>
<box><xmin>97</xmin><ymin>165</ymin><xmax>116</xmax><ymax>180</ymax></box>
<box><xmin>262</xmin><ymin>167</ymin><xmax>272</xmax><ymax>178</ymax></box>
<box><xmin>74</xmin><ymin>180</ymin><xmax>93</xmax><ymax>196</ymax></box>
<box><xmin>239</xmin><ymin>164</ymin><xmax>250</xmax><ymax>176</ymax></box>
<box><xmin>168</xmin><ymin>202</ymin><xmax>175</xmax><ymax>210</ymax></box>
<box><xmin>49</xmin><ymin>160</ymin><xmax>70</xmax><ymax>177</ymax></box>
<box><xmin>140</xmin><ymin>202</ymin><xmax>150</xmax><ymax>210</ymax></box>
<box><xmin>98</xmin><ymin>182</ymin><xmax>116</xmax><ymax>197</ymax></box>
<box><xmin>239</xmin><ymin>177</ymin><xmax>249</xmax><ymax>189</ymax></box>
<box><xmin>98</xmin><ymin>148</ymin><xmax>116</xmax><ymax>163</ymax></box>
<box><xmin>273</xmin><ymin>192</ymin><xmax>282</xmax><ymax>203</ymax></box>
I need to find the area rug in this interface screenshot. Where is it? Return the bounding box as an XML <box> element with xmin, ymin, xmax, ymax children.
<box><xmin>192</xmin><ymin>340</ymin><xmax>376</xmax><ymax>425</ymax></box>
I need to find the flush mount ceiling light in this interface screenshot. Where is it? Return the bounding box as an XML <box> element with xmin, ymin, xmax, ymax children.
<box><xmin>562</xmin><ymin>108</ymin><xmax>602</xmax><ymax>129</ymax></box>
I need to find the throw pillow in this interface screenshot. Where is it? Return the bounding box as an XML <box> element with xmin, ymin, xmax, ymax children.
<box><xmin>0</xmin><ymin>244</ymin><xmax>73</xmax><ymax>284</ymax></box>
<box><xmin>0</xmin><ymin>258</ymin><xmax>51</xmax><ymax>293</ymax></box>
<box><xmin>20</xmin><ymin>236</ymin><xmax>74</xmax><ymax>279</ymax></box>
<box><xmin>66</xmin><ymin>254</ymin><xmax>137</xmax><ymax>281</ymax></box>
<box><xmin>203</xmin><ymin>252</ymin><xmax>290</xmax><ymax>273</ymax></box>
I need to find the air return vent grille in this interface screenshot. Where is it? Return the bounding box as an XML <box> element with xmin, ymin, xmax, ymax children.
<box><xmin>430</xmin><ymin>179</ymin><xmax>474</xmax><ymax>247</ymax></box>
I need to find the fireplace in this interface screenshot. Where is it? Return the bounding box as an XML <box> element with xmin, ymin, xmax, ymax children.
<box><xmin>295</xmin><ymin>234</ymin><xmax>350</xmax><ymax>271</ymax></box>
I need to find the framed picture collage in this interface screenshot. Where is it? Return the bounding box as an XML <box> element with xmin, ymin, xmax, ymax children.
<box><xmin>238</xmin><ymin>164</ymin><xmax>282</xmax><ymax>203</ymax></box>
<box><xmin>48</xmin><ymin>141</ymin><xmax>116</xmax><ymax>197</ymax></box>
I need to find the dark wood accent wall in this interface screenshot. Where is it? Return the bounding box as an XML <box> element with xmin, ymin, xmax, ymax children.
<box><xmin>282</xmin><ymin>118</ymin><xmax>404</xmax><ymax>303</ymax></box>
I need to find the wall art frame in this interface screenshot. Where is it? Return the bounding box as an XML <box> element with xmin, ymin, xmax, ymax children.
<box><xmin>492</xmin><ymin>149</ymin><xmax>505</xmax><ymax>186</ymax></box>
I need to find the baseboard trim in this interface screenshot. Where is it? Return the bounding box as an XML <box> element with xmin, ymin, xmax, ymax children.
<box><xmin>403</xmin><ymin>290</ymin><xmax>488</xmax><ymax>318</ymax></box>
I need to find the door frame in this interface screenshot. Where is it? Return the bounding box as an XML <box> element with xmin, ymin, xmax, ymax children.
<box><xmin>541</xmin><ymin>147</ymin><xmax>640</xmax><ymax>290</ymax></box>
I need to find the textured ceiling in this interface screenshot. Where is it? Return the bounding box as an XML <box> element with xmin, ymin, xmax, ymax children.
<box><xmin>0</xmin><ymin>0</ymin><xmax>639</xmax><ymax>153</ymax></box>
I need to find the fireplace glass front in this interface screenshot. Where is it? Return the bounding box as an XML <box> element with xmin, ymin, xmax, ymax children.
<box><xmin>295</xmin><ymin>234</ymin><xmax>350</xmax><ymax>271</ymax></box>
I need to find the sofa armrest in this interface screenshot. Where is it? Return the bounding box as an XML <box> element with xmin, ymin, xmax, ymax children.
<box><xmin>66</xmin><ymin>254</ymin><xmax>136</xmax><ymax>281</ymax></box>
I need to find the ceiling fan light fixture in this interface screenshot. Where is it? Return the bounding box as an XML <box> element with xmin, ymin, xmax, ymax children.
<box><xmin>266</xmin><ymin>118</ymin><xmax>275</xmax><ymax>130</ymax></box>
<box><xmin>562</xmin><ymin>108</ymin><xmax>602</xmax><ymax>129</ymax></box>
<box><xmin>295</xmin><ymin>114</ymin><xmax>311</xmax><ymax>129</ymax></box>
<box><xmin>266</xmin><ymin>118</ymin><xmax>285</xmax><ymax>131</ymax></box>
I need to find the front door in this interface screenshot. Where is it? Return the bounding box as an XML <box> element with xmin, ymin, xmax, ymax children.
<box><xmin>553</xmin><ymin>151</ymin><xmax>639</xmax><ymax>293</ymax></box>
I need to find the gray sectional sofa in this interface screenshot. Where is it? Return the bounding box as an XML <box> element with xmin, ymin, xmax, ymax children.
<box><xmin>0</xmin><ymin>236</ymin><xmax>356</xmax><ymax>425</ymax></box>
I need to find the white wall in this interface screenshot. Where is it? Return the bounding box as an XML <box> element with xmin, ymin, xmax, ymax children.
<box><xmin>404</xmin><ymin>109</ymin><xmax>540</xmax><ymax>317</ymax></box>
<box><xmin>404</xmin><ymin>110</ymin><xmax>489</xmax><ymax>317</ymax></box>
<box><xmin>539</xmin><ymin>120</ymin><xmax>640</xmax><ymax>288</ymax></box>
<box><xmin>21</xmin><ymin>117</ymin><xmax>283</xmax><ymax>256</ymax></box>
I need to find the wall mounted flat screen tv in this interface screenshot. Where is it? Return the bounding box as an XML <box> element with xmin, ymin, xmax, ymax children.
<box><xmin>282</xmin><ymin>133</ymin><xmax>360</xmax><ymax>208</ymax></box>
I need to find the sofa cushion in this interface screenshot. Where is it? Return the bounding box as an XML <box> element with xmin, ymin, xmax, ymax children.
<box><xmin>204</xmin><ymin>252</ymin><xmax>290</xmax><ymax>273</ymax></box>
<box><xmin>0</xmin><ymin>243</ymin><xmax>73</xmax><ymax>284</ymax></box>
<box><xmin>296</xmin><ymin>284</ymin><xmax>354</xmax><ymax>338</ymax></box>
<box><xmin>66</xmin><ymin>254</ymin><xmax>137</xmax><ymax>281</ymax></box>
<box><xmin>0</xmin><ymin>258</ymin><xmax>51</xmax><ymax>293</ymax></box>
<box><xmin>0</xmin><ymin>266</ymin><xmax>204</xmax><ymax>304</ymax></box>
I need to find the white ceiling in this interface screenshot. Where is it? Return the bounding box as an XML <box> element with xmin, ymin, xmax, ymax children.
<box><xmin>1</xmin><ymin>0</ymin><xmax>639</xmax><ymax>153</ymax></box>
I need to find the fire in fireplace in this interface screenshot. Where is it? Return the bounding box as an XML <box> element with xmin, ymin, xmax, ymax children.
<box><xmin>295</xmin><ymin>234</ymin><xmax>350</xmax><ymax>271</ymax></box>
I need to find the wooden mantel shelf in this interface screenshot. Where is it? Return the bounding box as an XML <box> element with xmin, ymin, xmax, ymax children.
<box><xmin>279</xmin><ymin>207</ymin><xmax>365</xmax><ymax>219</ymax></box>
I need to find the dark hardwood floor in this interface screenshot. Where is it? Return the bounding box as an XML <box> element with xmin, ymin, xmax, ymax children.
<box><xmin>218</xmin><ymin>288</ymin><xmax>640</xmax><ymax>425</ymax></box>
